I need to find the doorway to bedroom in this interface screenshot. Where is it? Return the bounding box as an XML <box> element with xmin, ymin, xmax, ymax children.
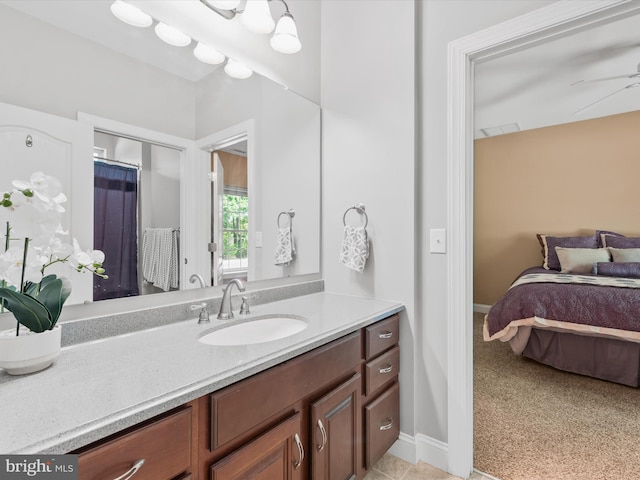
<box><xmin>471</xmin><ymin>8</ymin><xmax>640</xmax><ymax>480</ymax></box>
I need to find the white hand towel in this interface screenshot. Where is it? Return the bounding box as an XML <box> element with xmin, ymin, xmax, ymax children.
<box><xmin>339</xmin><ymin>225</ymin><xmax>369</xmax><ymax>272</ymax></box>
<box><xmin>274</xmin><ymin>227</ymin><xmax>296</xmax><ymax>266</ymax></box>
<box><xmin>142</xmin><ymin>228</ymin><xmax>180</xmax><ymax>291</ymax></box>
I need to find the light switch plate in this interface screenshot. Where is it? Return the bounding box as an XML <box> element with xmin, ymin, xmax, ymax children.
<box><xmin>255</xmin><ymin>231</ymin><xmax>262</xmax><ymax>248</ymax></box>
<box><xmin>430</xmin><ymin>229</ymin><xmax>446</xmax><ymax>254</ymax></box>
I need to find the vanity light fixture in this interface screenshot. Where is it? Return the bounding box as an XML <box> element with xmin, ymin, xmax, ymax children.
<box><xmin>241</xmin><ymin>0</ymin><xmax>275</xmax><ymax>34</ymax></box>
<box><xmin>193</xmin><ymin>42</ymin><xmax>226</xmax><ymax>64</ymax></box>
<box><xmin>154</xmin><ymin>22</ymin><xmax>192</xmax><ymax>47</ymax></box>
<box><xmin>270</xmin><ymin>11</ymin><xmax>301</xmax><ymax>54</ymax></box>
<box><xmin>110</xmin><ymin>1</ymin><xmax>253</xmax><ymax>79</ymax></box>
<box><xmin>200</xmin><ymin>0</ymin><xmax>302</xmax><ymax>54</ymax></box>
<box><xmin>110</xmin><ymin>0</ymin><xmax>153</xmax><ymax>27</ymax></box>
<box><xmin>224</xmin><ymin>58</ymin><xmax>254</xmax><ymax>79</ymax></box>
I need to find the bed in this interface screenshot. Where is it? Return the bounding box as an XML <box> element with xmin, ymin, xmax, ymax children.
<box><xmin>484</xmin><ymin>232</ymin><xmax>640</xmax><ymax>387</ymax></box>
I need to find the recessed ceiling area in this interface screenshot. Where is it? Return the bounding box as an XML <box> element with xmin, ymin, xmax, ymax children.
<box><xmin>474</xmin><ymin>11</ymin><xmax>640</xmax><ymax>138</ymax></box>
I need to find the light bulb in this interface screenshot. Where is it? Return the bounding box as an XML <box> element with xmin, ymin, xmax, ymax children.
<box><xmin>270</xmin><ymin>12</ymin><xmax>301</xmax><ymax>54</ymax></box>
<box><xmin>241</xmin><ymin>0</ymin><xmax>275</xmax><ymax>34</ymax></box>
<box><xmin>224</xmin><ymin>59</ymin><xmax>253</xmax><ymax>79</ymax></box>
<box><xmin>110</xmin><ymin>0</ymin><xmax>152</xmax><ymax>28</ymax></box>
<box><xmin>207</xmin><ymin>0</ymin><xmax>241</xmax><ymax>9</ymax></box>
<box><xmin>154</xmin><ymin>22</ymin><xmax>192</xmax><ymax>47</ymax></box>
<box><xmin>194</xmin><ymin>43</ymin><xmax>225</xmax><ymax>65</ymax></box>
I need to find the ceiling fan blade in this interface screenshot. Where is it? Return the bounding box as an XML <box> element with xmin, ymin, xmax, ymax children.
<box><xmin>572</xmin><ymin>85</ymin><xmax>631</xmax><ymax>115</ymax></box>
<box><xmin>571</xmin><ymin>72</ymin><xmax>640</xmax><ymax>86</ymax></box>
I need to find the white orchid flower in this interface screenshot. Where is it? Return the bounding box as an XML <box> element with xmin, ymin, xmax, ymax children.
<box><xmin>68</xmin><ymin>238</ymin><xmax>105</xmax><ymax>270</ymax></box>
<box><xmin>0</xmin><ymin>245</ymin><xmax>46</xmax><ymax>287</ymax></box>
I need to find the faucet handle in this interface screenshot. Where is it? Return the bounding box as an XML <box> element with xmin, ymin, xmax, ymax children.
<box><xmin>190</xmin><ymin>303</ymin><xmax>210</xmax><ymax>324</ymax></box>
<box><xmin>239</xmin><ymin>296</ymin><xmax>255</xmax><ymax>315</ymax></box>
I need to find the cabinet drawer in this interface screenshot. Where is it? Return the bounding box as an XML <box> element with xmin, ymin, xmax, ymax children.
<box><xmin>211</xmin><ymin>332</ymin><xmax>361</xmax><ymax>450</ymax></box>
<box><xmin>364</xmin><ymin>383</ymin><xmax>400</xmax><ymax>469</ymax></box>
<box><xmin>210</xmin><ymin>413</ymin><xmax>303</xmax><ymax>480</ymax></box>
<box><xmin>365</xmin><ymin>315</ymin><xmax>399</xmax><ymax>359</ymax></box>
<box><xmin>365</xmin><ymin>346</ymin><xmax>399</xmax><ymax>397</ymax></box>
<box><xmin>78</xmin><ymin>407</ymin><xmax>192</xmax><ymax>480</ymax></box>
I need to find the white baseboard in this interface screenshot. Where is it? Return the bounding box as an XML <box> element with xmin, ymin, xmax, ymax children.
<box><xmin>387</xmin><ymin>432</ymin><xmax>449</xmax><ymax>473</ymax></box>
<box><xmin>473</xmin><ymin>303</ymin><xmax>491</xmax><ymax>314</ymax></box>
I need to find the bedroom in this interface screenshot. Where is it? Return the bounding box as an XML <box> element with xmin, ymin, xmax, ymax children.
<box><xmin>472</xmin><ymin>9</ymin><xmax>640</xmax><ymax>480</ymax></box>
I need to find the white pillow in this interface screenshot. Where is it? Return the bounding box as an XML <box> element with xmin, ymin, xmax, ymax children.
<box><xmin>608</xmin><ymin>247</ymin><xmax>640</xmax><ymax>263</ymax></box>
<box><xmin>555</xmin><ymin>247</ymin><xmax>610</xmax><ymax>274</ymax></box>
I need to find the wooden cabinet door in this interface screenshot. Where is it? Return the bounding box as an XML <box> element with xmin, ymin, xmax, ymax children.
<box><xmin>310</xmin><ymin>374</ymin><xmax>361</xmax><ymax>480</ymax></box>
<box><xmin>210</xmin><ymin>413</ymin><xmax>304</xmax><ymax>480</ymax></box>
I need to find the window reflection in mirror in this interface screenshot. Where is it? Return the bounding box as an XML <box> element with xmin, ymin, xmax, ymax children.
<box><xmin>211</xmin><ymin>139</ymin><xmax>249</xmax><ymax>286</ymax></box>
<box><xmin>93</xmin><ymin>132</ymin><xmax>181</xmax><ymax>301</ymax></box>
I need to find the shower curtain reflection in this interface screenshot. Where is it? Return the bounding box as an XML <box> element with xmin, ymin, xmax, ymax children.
<box><xmin>93</xmin><ymin>161</ymin><xmax>139</xmax><ymax>301</ymax></box>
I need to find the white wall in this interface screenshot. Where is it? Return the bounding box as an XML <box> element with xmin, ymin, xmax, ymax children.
<box><xmin>320</xmin><ymin>0</ymin><xmax>417</xmax><ymax>437</ymax></box>
<box><xmin>0</xmin><ymin>4</ymin><xmax>196</xmax><ymax>139</ymax></box>
<box><xmin>321</xmin><ymin>0</ymin><xmax>557</xmax><ymax>471</ymax></box>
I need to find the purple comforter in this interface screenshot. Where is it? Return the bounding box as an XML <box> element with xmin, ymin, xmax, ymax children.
<box><xmin>486</xmin><ymin>267</ymin><xmax>640</xmax><ymax>339</ymax></box>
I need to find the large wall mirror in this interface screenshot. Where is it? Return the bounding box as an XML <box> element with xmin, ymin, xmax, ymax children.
<box><xmin>0</xmin><ymin>1</ymin><xmax>321</xmax><ymax>306</ymax></box>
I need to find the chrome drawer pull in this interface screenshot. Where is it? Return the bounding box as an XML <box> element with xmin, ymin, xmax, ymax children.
<box><xmin>379</xmin><ymin>418</ymin><xmax>393</xmax><ymax>431</ymax></box>
<box><xmin>293</xmin><ymin>433</ymin><xmax>304</xmax><ymax>469</ymax></box>
<box><xmin>113</xmin><ymin>459</ymin><xmax>145</xmax><ymax>480</ymax></box>
<box><xmin>378</xmin><ymin>331</ymin><xmax>393</xmax><ymax>339</ymax></box>
<box><xmin>317</xmin><ymin>419</ymin><xmax>327</xmax><ymax>452</ymax></box>
<box><xmin>379</xmin><ymin>364</ymin><xmax>393</xmax><ymax>374</ymax></box>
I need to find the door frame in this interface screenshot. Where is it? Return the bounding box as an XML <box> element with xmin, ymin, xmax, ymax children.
<box><xmin>197</xmin><ymin>120</ymin><xmax>256</xmax><ymax>282</ymax></box>
<box><xmin>77</xmin><ymin>112</ymin><xmax>198</xmax><ymax>291</ymax></box>
<box><xmin>446</xmin><ymin>0</ymin><xmax>640</xmax><ymax>477</ymax></box>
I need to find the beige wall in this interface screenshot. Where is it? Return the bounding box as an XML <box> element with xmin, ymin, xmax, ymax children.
<box><xmin>474</xmin><ymin>110</ymin><xmax>640</xmax><ymax>306</ymax></box>
<box><xmin>212</xmin><ymin>151</ymin><xmax>248</xmax><ymax>190</ymax></box>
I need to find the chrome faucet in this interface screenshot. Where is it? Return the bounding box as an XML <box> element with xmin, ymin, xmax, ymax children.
<box><xmin>189</xmin><ymin>273</ymin><xmax>207</xmax><ymax>288</ymax></box>
<box><xmin>218</xmin><ymin>278</ymin><xmax>245</xmax><ymax>320</ymax></box>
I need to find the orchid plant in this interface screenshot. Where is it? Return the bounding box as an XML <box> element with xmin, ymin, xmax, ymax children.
<box><xmin>0</xmin><ymin>172</ymin><xmax>107</xmax><ymax>335</ymax></box>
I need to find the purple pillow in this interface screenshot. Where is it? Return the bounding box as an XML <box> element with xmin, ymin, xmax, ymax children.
<box><xmin>596</xmin><ymin>230</ymin><xmax>624</xmax><ymax>248</ymax></box>
<box><xmin>594</xmin><ymin>262</ymin><xmax>640</xmax><ymax>279</ymax></box>
<box><xmin>537</xmin><ymin>234</ymin><xmax>598</xmax><ymax>271</ymax></box>
<box><xmin>601</xmin><ymin>235</ymin><xmax>640</xmax><ymax>249</ymax></box>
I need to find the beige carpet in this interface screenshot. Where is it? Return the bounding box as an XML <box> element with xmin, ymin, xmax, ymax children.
<box><xmin>473</xmin><ymin>312</ymin><xmax>640</xmax><ymax>480</ymax></box>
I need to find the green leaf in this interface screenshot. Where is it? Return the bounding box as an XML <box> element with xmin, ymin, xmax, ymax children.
<box><xmin>36</xmin><ymin>276</ymin><xmax>71</xmax><ymax>327</ymax></box>
<box><xmin>0</xmin><ymin>288</ymin><xmax>52</xmax><ymax>333</ymax></box>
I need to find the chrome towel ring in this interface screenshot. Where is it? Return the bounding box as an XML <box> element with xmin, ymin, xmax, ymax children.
<box><xmin>277</xmin><ymin>209</ymin><xmax>295</xmax><ymax>228</ymax></box>
<box><xmin>343</xmin><ymin>203</ymin><xmax>368</xmax><ymax>228</ymax></box>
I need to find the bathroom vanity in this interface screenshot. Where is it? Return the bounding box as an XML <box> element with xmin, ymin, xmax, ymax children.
<box><xmin>0</xmin><ymin>292</ymin><xmax>403</xmax><ymax>480</ymax></box>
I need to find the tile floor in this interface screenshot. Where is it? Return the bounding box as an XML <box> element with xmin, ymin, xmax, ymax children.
<box><xmin>364</xmin><ymin>453</ymin><xmax>497</xmax><ymax>480</ymax></box>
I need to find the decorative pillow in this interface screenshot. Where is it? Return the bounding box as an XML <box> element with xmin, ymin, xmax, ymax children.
<box><xmin>609</xmin><ymin>248</ymin><xmax>640</xmax><ymax>263</ymax></box>
<box><xmin>594</xmin><ymin>262</ymin><xmax>640</xmax><ymax>279</ymax></box>
<box><xmin>555</xmin><ymin>247</ymin><xmax>610</xmax><ymax>274</ymax></box>
<box><xmin>537</xmin><ymin>234</ymin><xmax>598</xmax><ymax>270</ymax></box>
<box><xmin>596</xmin><ymin>230</ymin><xmax>624</xmax><ymax>248</ymax></box>
<box><xmin>601</xmin><ymin>235</ymin><xmax>640</xmax><ymax>249</ymax></box>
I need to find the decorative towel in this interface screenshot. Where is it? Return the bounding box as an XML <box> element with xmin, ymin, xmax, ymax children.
<box><xmin>274</xmin><ymin>226</ymin><xmax>296</xmax><ymax>266</ymax></box>
<box><xmin>142</xmin><ymin>228</ymin><xmax>179</xmax><ymax>291</ymax></box>
<box><xmin>339</xmin><ymin>225</ymin><xmax>369</xmax><ymax>272</ymax></box>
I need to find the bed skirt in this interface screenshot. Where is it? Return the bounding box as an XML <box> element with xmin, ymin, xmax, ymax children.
<box><xmin>522</xmin><ymin>328</ymin><xmax>640</xmax><ymax>387</ymax></box>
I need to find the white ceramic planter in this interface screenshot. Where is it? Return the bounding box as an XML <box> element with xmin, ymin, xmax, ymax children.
<box><xmin>0</xmin><ymin>325</ymin><xmax>61</xmax><ymax>375</ymax></box>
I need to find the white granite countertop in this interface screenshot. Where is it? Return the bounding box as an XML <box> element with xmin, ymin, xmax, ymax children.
<box><xmin>0</xmin><ymin>292</ymin><xmax>403</xmax><ymax>455</ymax></box>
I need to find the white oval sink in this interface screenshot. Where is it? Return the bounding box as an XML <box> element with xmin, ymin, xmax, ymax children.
<box><xmin>199</xmin><ymin>315</ymin><xmax>308</xmax><ymax>346</ymax></box>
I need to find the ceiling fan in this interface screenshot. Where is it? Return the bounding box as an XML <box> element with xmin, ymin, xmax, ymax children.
<box><xmin>571</xmin><ymin>62</ymin><xmax>640</xmax><ymax>115</ymax></box>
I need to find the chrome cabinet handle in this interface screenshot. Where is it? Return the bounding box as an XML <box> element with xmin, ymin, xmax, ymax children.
<box><xmin>113</xmin><ymin>459</ymin><xmax>145</xmax><ymax>480</ymax></box>
<box><xmin>378</xmin><ymin>331</ymin><xmax>393</xmax><ymax>339</ymax></box>
<box><xmin>379</xmin><ymin>418</ymin><xmax>393</xmax><ymax>431</ymax></box>
<box><xmin>293</xmin><ymin>433</ymin><xmax>304</xmax><ymax>469</ymax></box>
<box><xmin>379</xmin><ymin>364</ymin><xmax>393</xmax><ymax>374</ymax></box>
<box><xmin>316</xmin><ymin>419</ymin><xmax>327</xmax><ymax>452</ymax></box>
